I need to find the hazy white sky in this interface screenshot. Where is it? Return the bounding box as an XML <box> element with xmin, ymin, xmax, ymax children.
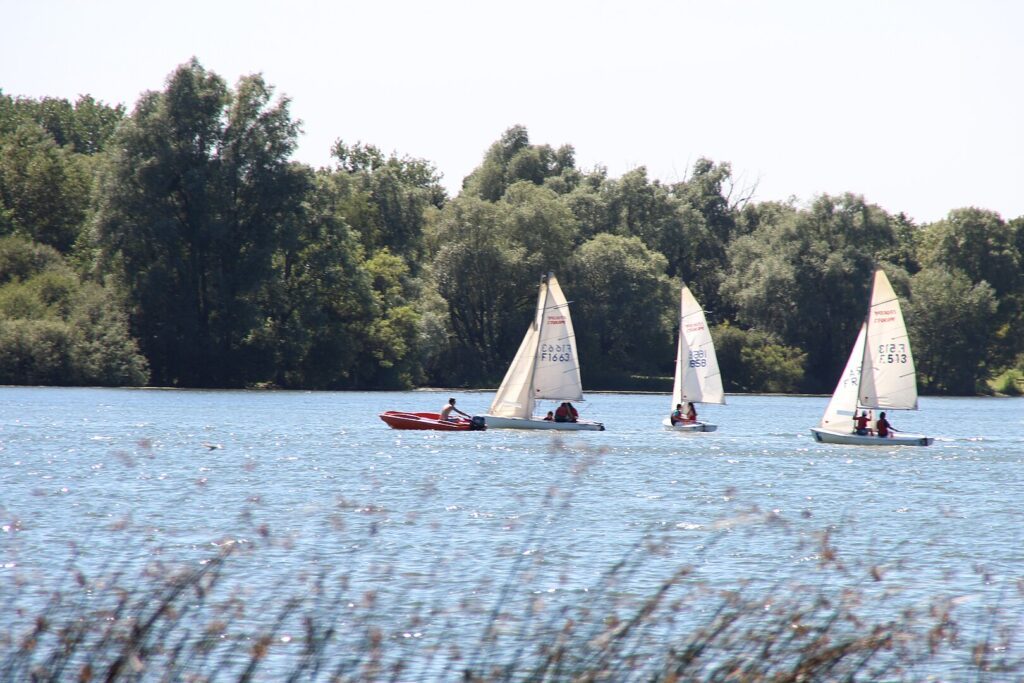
<box><xmin>3</xmin><ymin>0</ymin><xmax>1021</xmax><ymax>223</ymax></box>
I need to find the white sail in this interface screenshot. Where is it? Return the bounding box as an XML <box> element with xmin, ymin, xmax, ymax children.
<box><xmin>488</xmin><ymin>276</ymin><xmax>547</xmax><ymax>419</ymax></box>
<box><xmin>817</xmin><ymin>323</ymin><xmax>866</xmax><ymax>430</ymax></box>
<box><xmin>487</xmin><ymin>273</ymin><xmax>583</xmax><ymax>420</ymax></box>
<box><xmin>487</xmin><ymin>324</ymin><xmax>539</xmax><ymax>419</ymax></box>
<box><xmin>532</xmin><ymin>275</ymin><xmax>584</xmax><ymax>402</ymax></box>
<box><xmin>671</xmin><ymin>285</ymin><xmax>725</xmax><ymax>408</ymax></box>
<box><xmin>859</xmin><ymin>270</ymin><xmax>918</xmax><ymax>410</ymax></box>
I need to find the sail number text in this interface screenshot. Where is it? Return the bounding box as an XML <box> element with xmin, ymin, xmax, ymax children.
<box><xmin>688</xmin><ymin>350</ymin><xmax>708</xmax><ymax>368</ymax></box>
<box><xmin>541</xmin><ymin>343</ymin><xmax>574</xmax><ymax>363</ymax></box>
<box><xmin>877</xmin><ymin>343</ymin><xmax>908</xmax><ymax>364</ymax></box>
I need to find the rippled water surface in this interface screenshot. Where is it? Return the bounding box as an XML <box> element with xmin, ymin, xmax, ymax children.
<box><xmin>2</xmin><ymin>387</ymin><xmax>1023</xmax><ymax>675</ymax></box>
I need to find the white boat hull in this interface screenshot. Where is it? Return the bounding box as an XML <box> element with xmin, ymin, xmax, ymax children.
<box><xmin>810</xmin><ymin>427</ymin><xmax>932</xmax><ymax>447</ymax></box>
<box><xmin>481</xmin><ymin>415</ymin><xmax>605</xmax><ymax>431</ymax></box>
<box><xmin>661</xmin><ymin>417</ymin><xmax>717</xmax><ymax>432</ymax></box>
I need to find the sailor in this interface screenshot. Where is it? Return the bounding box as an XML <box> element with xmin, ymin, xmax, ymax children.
<box><xmin>854</xmin><ymin>410</ymin><xmax>871</xmax><ymax>436</ymax></box>
<box><xmin>440</xmin><ymin>397</ymin><xmax>470</xmax><ymax>421</ymax></box>
<box><xmin>875</xmin><ymin>412</ymin><xmax>892</xmax><ymax>438</ymax></box>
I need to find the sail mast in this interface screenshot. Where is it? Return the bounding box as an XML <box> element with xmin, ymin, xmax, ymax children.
<box><xmin>523</xmin><ymin>272</ymin><xmax>552</xmax><ymax>419</ymax></box>
<box><xmin>855</xmin><ymin>271</ymin><xmax>875</xmax><ymax>408</ymax></box>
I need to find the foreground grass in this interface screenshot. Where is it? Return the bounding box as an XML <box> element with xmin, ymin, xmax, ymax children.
<box><xmin>2</xmin><ymin>447</ymin><xmax>1022</xmax><ymax>682</ymax></box>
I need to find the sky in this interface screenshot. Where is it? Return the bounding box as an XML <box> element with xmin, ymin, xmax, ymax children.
<box><xmin>2</xmin><ymin>0</ymin><xmax>1022</xmax><ymax>224</ymax></box>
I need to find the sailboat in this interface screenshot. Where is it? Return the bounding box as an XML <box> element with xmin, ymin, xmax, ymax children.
<box><xmin>810</xmin><ymin>269</ymin><xmax>933</xmax><ymax>446</ymax></box>
<box><xmin>481</xmin><ymin>273</ymin><xmax>604</xmax><ymax>431</ymax></box>
<box><xmin>661</xmin><ymin>285</ymin><xmax>725</xmax><ymax>432</ymax></box>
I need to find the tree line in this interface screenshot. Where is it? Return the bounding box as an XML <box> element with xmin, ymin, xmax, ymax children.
<box><xmin>2</xmin><ymin>58</ymin><xmax>1022</xmax><ymax>394</ymax></box>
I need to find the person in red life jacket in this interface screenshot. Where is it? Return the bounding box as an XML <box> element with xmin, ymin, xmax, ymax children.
<box><xmin>554</xmin><ymin>402</ymin><xmax>578</xmax><ymax>423</ymax></box>
<box><xmin>875</xmin><ymin>411</ymin><xmax>892</xmax><ymax>438</ymax></box>
<box><xmin>685</xmin><ymin>402</ymin><xmax>697</xmax><ymax>422</ymax></box>
<box><xmin>853</xmin><ymin>410</ymin><xmax>871</xmax><ymax>436</ymax></box>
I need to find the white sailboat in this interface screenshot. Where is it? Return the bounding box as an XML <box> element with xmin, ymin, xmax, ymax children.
<box><xmin>810</xmin><ymin>269</ymin><xmax>933</xmax><ymax>446</ymax></box>
<box><xmin>481</xmin><ymin>273</ymin><xmax>604</xmax><ymax>431</ymax></box>
<box><xmin>662</xmin><ymin>285</ymin><xmax>725</xmax><ymax>432</ymax></box>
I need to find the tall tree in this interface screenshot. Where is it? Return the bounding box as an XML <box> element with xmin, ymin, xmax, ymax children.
<box><xmin>462</xmin><ymin>125</ymin><xmax>579</xmax><ymax>201</ymax></box>
<box><xmin>566</xmin><ymin>233</ymin><xmax>675</xmax><ymax>383</ymax></box>
<box><xmin>0</xmin><ymin>123</ymin><xmax>90</xmax><ymax>252</ymax></box>
<box><xmin>907</xmin><ymin>267</ymin><xmax>997</xmax><ymax>394</ymax></box>
<box><xmin>427</xmin><ymin>196</ymin><xmax>529</xmax><ymax>382</ymax></box>
<box><xmin>721</xmin><ymin>194</ymin><xmax>903</xmax><ymax>390</ymax></box>
<box><xmin>251</xmin><ymin>170</ymin><xmax>377</xmax><ymax>389</ymax></box>
<box><xmin>331</xmin><ymin>140</ymin><xmax>445</xmax><ymax>263</ymax></box>
<box><xmin>919</xmin><ymin>208</ymin><xmax>1024</xmax><ymax>368</ymax></box>
<box><xmin>92</xmin><ymin>59</ymin><xmax>305</xmax><ymax>386</ymax></box>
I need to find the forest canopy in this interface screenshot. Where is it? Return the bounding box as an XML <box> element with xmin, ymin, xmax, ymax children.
<box><xmin>2</xmin><ymin>59</ymin><xmax>1022</xmax><ymax>395</ymax></box>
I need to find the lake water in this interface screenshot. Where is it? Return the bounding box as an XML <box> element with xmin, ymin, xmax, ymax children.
<box><xmin>2</xmin><ymin>387</ymin><xmax>1023</xmax><ymax>678</ymax></box>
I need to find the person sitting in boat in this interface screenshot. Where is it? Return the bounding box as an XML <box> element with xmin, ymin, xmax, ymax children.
<box><xmin>853</xmin><ymin>410</ymin><xmax>871</xmax><ymax>436</ymax></box>
<box><xmin>670</xmin><ymin>403</ymin><xmax>685</xmax><ymax>425</ymax></box>
<box><xmin>554</xmin><ymin>402</ymin><xmax>578</xmax><ymax>423</ymax></box>
<box><xmin>875</xmin><ymin>412</ymin><xmax>892</xmax><ymax>438</ymax></box>
<box><xmin>543</xmin><ymin>411</ymin><xmax>554</xmax><ymax>421</ymax></box>
<box><xmin>685</xmin><ymin>402</ymin><xmax>697</xmax><ymax>422</ymax></box>
<box><xmin>440</xmin><ymin>397</ymin><xmax>470</xmax><ymax>421</ymax></box>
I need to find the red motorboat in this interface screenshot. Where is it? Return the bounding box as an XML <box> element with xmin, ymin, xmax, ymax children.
<box><xmin>379</xmin><ymin>411</ymin><xmax>486</xmax><ymax>431</ymax></box>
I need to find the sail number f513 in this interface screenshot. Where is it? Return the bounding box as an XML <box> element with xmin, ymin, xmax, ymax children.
<box><xmin>877</xmin><ymin>343</ymin><xmax>908</xmax><ymax>364</ymax></box>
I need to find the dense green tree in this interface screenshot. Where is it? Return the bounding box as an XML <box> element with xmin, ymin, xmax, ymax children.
<box><xmin>920</xmin><ymin>208</ymin><xmax>1020</xmax><ymax>297</ymax></box>
<box><xmin>0</xmin><ymin>235</ymin><xmax>67</xmax><ymax>282</ymax></box>
<box><xmin>721</xmin><ymin>194</ymin><xmax>903</xmax><ymax>390</ymax></box>
<box><xmin>919</xmin><ymin>208</ymin><xmax>1024</xmax><ymax>369</ymax></box>
<box><xmin>561</xmin><ymin>168</ymin><xmax>615</xmax><ymax>242</ymax></box>
<box><xmin>0</xmin><ymin>235</ymin><xmax>147</xmax><ymax>386</ymax></box>
<box><xmin>5</xmin><ymin>80</ymin><xmax>1023</xmax><ymax>394</ymax></box>
<box><xmin>907</xmin><ymin>267</ymin><xmax>997</xmax><ymax>394</ymax></box>
<box><xmin>331</xmin><ymin>140</ymin><xmax>445</xmax><ymax>262</ymax></box>
<box><xmin>565</xmin><ymin>234</ymin><xmax>675</xmax><ymax>384</ymax></box>
<box><xmin>586</xmin><ymin>160</ymin><xmax>739</xmax><ymax>317</ymax></box>
<box><xmin>462</xmin><ymin>125</ymin><xmax>579</xmax><ymax>201</ymax></box>
<box><xmin>427</xmin><ymin>197</ymin><xmax>529</xmax><ymax>383</ymax></box>
<box><xmin>92</xmin><ymin>59</ymin><xmax>306</xmax><ymax>387</ymax></box>
<box><xmin>0</xmin><ymin>92</ymin><xmax>123</xmax><ymax>154</ymax></box>
<box><xmin>712</xmin><ymin>324</ymin><xmax>805</xmax><ymax>393</ymax></box>
<box><xmin>251</xmin><ymin>170</ymin><xmax>377</xmax><ymax>389</ymax></box>
<box><xmin>0</xmin><ymin>123</ymin><xmax>91</xmax><ymax>251</ymax></box>
<box><xmin>501</xmin><ymin>181</ymin><xmax>578</xmax><ymax>272</ymax></box>
<box><xmin>356</xmin><ymin>248</ymin><xmax>425</xmax><ymax>387</ymax></box>
<box><xmin>669</xmin><ymin>159</ymin><xmax>743</xmax><ymax>316</ymax></box>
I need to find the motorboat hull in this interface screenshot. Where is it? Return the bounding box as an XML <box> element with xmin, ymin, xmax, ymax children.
<box><xmin>379</xmin><ymin>411</ymin><xmax>485</xmax><ymax>431</ymax></box>
<box><xmin>481</xmin><ymin>415</ymin><xmax>605</xmax><ymax>431</ymax></box>
<box><xmin>810</xmin><ymin>427</ymin><xmax>932</xmax><ymax>446</ymax></box>
<box><xmin>661</xmin><ymin>417</ymin><xmax>718</xmax><ymax>432</ymax></box>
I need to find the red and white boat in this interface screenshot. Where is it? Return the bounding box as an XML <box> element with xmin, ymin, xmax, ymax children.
<box><xmin>379</xmin><ymin>411</ymin><xmax>486</xmax><ymax>431</ymax></box>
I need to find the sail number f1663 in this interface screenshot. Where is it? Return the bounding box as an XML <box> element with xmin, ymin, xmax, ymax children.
<box><xmin>540</xmin><ymin>343</ymin><xmax>574</xmax><ymax>363</ymax></box>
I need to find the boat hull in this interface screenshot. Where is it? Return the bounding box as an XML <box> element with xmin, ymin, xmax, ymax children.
<box><xmin>379</xmin><ymin>411</ymin><xmax>485</xmax><ymax>431</ymax></box>
<box><xmin>481</xmin><ymin>415</ymin><xmax>605</xmax><ymax>431</ymax></box>
<box><xmin>661</xmin><ymin>417</ymin><xmax>717</xmax><ymax>432</ymax></box>
<box><xmin>810</xmin><ymin>427</ymin><xmax>932</xmax><ymax>446</ymax></box>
